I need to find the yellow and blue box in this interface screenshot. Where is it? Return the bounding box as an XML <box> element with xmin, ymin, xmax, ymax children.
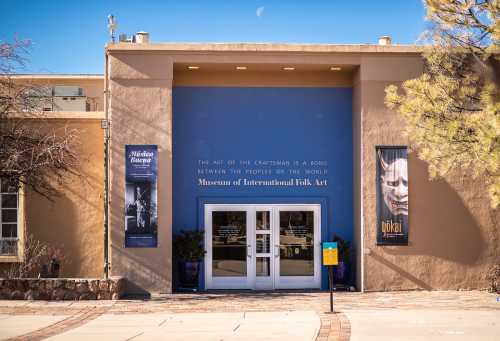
<box><xmin>322</xmin><ymin>242</ymin><xmax>338</xmax><ymax>266</ymax></box>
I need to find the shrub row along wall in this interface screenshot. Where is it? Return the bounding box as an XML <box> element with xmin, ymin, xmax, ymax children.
<box><xmin>0</xmin><ymin>277</ymin><xmax>125</xmax><ymax>300</ymax></box>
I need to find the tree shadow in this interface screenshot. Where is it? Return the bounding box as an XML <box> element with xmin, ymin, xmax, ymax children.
<box><xmin>382</xmin><ymin>153</ymin><xmax>486</xmax><ymax>265</ymax></box>
<box><xmin>22</xmin><ymin>120</ymin><xmax>105</xmax><ymax>278</ymax></box>
<box><xmin>368</xmin><ymin>153</ymin><xmax>491</xmax><ymax>290</ymax></box>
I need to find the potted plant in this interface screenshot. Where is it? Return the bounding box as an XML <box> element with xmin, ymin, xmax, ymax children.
<box><xmin>332</xmin><ymin>235</ymin><xmax>351</xmax><ymax>285</ymax></box>
<box><xmin>173</xmin><ymin>230</ymin><xmax>205</xmax><ymax>289</ymax></box>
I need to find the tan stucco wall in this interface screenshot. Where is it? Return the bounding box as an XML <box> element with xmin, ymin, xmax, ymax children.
<box><xmin>108</xmin><ymin>53</ymin><xmax>173</xmax><ymax>294</ymax></box>
<box><xmin>359</xmin><ymin>55</ymin><xmax>500</xmax><ymax>291</ymax></box>
<box><xmin>0</xmin><ymin>119</ymin><xmax>104</xmax><ymax>278</ymax></box>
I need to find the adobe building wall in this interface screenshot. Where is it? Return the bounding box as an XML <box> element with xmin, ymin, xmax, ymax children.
<box><xmin>359</xmin><ymin>55</ymin><xmax>500</xmax><ymax>291</ymax></box>
<box><xmin>108</xmin><ymin>53</ymin><xmax>173</xmax><ymax>294</ymax></box>
<box><xmin>0</xmin><ymin>119</ymin><xmax>104</xmax><ymax>278</ymax></box>
<box><xmin>106</xmin><ymin>44</ymin><xmax>499</xmax><ymax>293</ymax></box>
<box><xmin>107</xmin><ymin>50</ymin><xmax>358</xmax><ymax>294</ymax></box>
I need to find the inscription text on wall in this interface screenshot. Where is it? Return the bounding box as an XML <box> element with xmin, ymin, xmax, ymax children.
<box><xmin>197</xmin><ymin>159</ymin><xmax>328</xmax><ymax>187</ymax></box>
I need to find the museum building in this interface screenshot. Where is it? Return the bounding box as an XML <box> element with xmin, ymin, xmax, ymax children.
<box><xmin>1</xmin><ymin>35</ymin><xmax>498</xmax><ymax>295</ymax></box>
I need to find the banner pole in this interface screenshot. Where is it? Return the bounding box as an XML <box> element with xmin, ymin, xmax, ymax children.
<box><xmin>329</xmin><ymin>265</ymin><xmax>334</xmax><ymax>313</ymax></box>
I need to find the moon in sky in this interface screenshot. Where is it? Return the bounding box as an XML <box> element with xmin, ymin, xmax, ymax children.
<box><xmin>256</xmin><ymin>6</ymin><xmax>264</xmax><ymax>17</ymax></box>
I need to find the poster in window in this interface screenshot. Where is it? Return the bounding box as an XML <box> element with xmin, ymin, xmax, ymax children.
<box><xmin>125</xmin><ymin>145</ymin><xmax>158</xmax><ymax>248</ymax></box>
<box><xmin>376</xmin><ymin>146</ymin><xmax>409</xmax><ymax>245</ymax></box>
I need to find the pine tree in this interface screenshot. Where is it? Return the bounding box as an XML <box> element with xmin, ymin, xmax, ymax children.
<box><xmin>385</xmin><ymin>0</ymin><xmax>500</xmax><ymax>207</ymax></box>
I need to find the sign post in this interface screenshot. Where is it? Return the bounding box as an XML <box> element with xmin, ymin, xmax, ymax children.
<box><xmin>322</xmin><ymin>242</ymin><xmax>338</xmax><ymax>313</ymax></box>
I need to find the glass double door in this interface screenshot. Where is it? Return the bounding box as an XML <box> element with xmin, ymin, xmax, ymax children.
<box><xmin>205</xmin><ymin>204</ymin><xmax>321</xmax><ymax>290</ymax></box>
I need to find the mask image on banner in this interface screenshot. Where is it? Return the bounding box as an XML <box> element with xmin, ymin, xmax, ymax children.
<box><xmin>379</xmin><ymin>153</ymin><xmax>408</xmax><ymax>216</ymax></box>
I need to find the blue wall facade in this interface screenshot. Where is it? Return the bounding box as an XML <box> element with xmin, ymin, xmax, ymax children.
<box><xmin>172</xmin><ymin>87</ymin><xmax>353</xmax><ymax>290</ymax></box>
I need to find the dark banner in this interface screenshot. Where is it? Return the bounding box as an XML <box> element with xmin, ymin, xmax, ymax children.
<box><xmin>376</xmin><ymin>146</ymin><xmax>409</xmax><ymax>245</ymax></box>
<box><xmin>125</xmin><ymin>145</ymin><xmax>158</xmax><ymax>247</ymax></box>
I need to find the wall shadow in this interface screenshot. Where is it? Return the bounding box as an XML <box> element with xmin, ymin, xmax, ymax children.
<box><xmin>368</xmin><ymin>251</ymin><xmax>432</xmax><ymax>290</ymax></box>
<box><xmin>383</xmin><ymin>153</ymin><xmax>486</xmax><ymax>265</ymax></box>
<box><xmin>21</xmin><ymin>120</ymin><xmax>105</xmax><ymax>278</ymax></box>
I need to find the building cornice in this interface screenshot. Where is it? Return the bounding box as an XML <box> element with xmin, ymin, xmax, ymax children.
<box><xmin>106</xmin><ymin>42</ymin><xmax>424</xmax><ymax>54</ymax></box>
<box><xmin>10</xmin><ymin>74</ymin><xmax>104</xmax><ymax>80</ymax></box>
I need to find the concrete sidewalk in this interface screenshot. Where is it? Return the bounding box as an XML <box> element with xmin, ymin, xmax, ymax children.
<box><xmin>0</xmin><ymin>315</ymin><xmax>67</xmax><ymax>340</ymax></box>
<box><xmin>346</xmin><ymin>309</ymin><xmax>499</xmax><ymax>341</ymax></box>
<box><xmin>54</xmin><ymin>311</ymin><xmax>319</xmax><ymax>341</ymax></box>
<box><xmin>0</xmin><ymin>311</ymin><xmax>320</xmax><ymax>341</ymax></box>
<box><xmin>0</xmin><ymin>291</ymin><xmax>498</xmax><ymax>341</ymax></box>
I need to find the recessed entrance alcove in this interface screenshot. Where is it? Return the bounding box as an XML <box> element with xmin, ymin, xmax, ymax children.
<box><xmin>172</xmin><ymin>64</ymin><xmax>354</xmax><ymax>290</ymax></box>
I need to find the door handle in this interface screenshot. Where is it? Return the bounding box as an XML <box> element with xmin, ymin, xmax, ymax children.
<box><xmin>247</xmin><ymin>245</ymin><xmax>252</xmax><ymax>258</ymax></box>
<box><xmin>275</xmin><ymin>245</ymin><xmax>280</xmax><ymax>257</ymax></box>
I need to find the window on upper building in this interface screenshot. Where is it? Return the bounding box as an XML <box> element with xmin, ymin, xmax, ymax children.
<box><xmin>23</xmin><ymin>85</ymin><xmax>99</xmax><ymax>112</ymax></box>
<box><xmin>0</xmin><ymin>179</ymin><xmax>20</xmax><ymax>257</ymax></box>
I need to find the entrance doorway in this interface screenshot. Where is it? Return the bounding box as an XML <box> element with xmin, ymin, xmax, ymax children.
<box><xmin>204</xmin><ymin>204</ymin><xmax>321</xmax><ymax>290</ymax></box>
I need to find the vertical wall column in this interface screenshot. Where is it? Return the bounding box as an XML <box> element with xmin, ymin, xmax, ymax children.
<box><xmin>352</xmin><ymin>67</ymin><xmax>363</xmax><ymax>292</ymax></box>
<box><xmin>108</xmin><ymin>52</ymin><xmax>173</xmax><ymax>294</ymax></box>
<box><xmin>359</xmin><ymin>56</ymin><xmax>417</xmax><ymax>291</ymax></box>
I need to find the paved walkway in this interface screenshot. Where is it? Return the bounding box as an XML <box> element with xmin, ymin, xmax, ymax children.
<box><xmin>0</xmin><ymin>291</ymin><xmax>498</xmax><ymax>340</ymax></box>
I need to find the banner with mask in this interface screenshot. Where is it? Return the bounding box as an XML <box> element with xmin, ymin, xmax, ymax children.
<box><xmin>125</xmin><ymin>145</ymin><xmax>158</xmax><ymax>247</ymax></box>
<box><xmin>376</xmin><ymin>146</ymin><xmax>409</xmax><ymax>245</ymax></box>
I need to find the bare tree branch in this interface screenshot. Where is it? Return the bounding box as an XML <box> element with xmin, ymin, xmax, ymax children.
<box><xmin>1</xmin><ymin>38</ymin><xmax>80</xmax><ymax>200</ymax></box>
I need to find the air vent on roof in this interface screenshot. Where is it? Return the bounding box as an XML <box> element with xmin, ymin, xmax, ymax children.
<box><xmin>378</xmin><ymin>36</ymin><xmax>392</xmax><ymax>45</ymax></box>
<box><xmin>135</xmin><ymin>31</ymin><xmax>149</xmax><ymax>44</ymax></box>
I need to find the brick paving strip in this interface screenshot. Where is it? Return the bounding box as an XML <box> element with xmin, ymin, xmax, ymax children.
<box><xmin>5</xmin><ymin>305</ymin><xmax>111</xmax><ymax>341</ymax></box>
<box><xmin>316</xmin><ymin>312</ymin><xmax>351</xmax><ymax>341</ymax></box>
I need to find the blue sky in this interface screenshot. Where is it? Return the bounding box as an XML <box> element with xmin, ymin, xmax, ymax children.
<box><xmin>1</xmin><ymin>0</ymin><xmax>427</xmax><ymax>74</ymax></box>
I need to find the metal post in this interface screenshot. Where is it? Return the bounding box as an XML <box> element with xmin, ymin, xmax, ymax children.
<box><xmin>329</xmin><ymin>265</ymin><xmax>334</xmax><ymax>313</ymax></box>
